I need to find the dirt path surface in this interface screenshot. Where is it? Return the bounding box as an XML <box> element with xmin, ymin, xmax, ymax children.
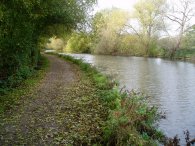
<box><xmin>0</xmin><ymin>55</ymin><xmax>106</xmax><ymax>145</ymax></box>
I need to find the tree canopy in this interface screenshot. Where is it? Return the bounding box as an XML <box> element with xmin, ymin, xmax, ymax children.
<box><xmin>91</xmin><ymin>8</ymin><xmax>130</xmax><ymax>54</ymax></box>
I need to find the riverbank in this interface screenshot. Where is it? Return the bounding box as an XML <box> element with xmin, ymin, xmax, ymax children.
<box><xmin>53</xmin><ymin>48</ymin><xmax>195</xmax><ymax>63</ymax></box>
<box><xmin>57</xmin><ymin>53</ymin><xmax>165</xmax><ymax>145</ymax></box>
<box><xmin>62</xmin><ymin>53</ymin><xmax>195</xmax><ymax>145</ymax></box>
<box><xmin>174</xmin><ymin>48</ymin><xmax>195</xmax><ymax>61</ymax></box>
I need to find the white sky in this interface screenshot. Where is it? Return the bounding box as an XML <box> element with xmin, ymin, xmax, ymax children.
<box><xmin>95</xmin><ymin>0</ymin><xmax>138</xmax><ymax>11</ymax></box>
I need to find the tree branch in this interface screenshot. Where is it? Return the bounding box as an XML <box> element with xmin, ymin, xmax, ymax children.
<box><xmin>165</xmin><ymin>15</ymin><xmax>182</xmax><ymax>25</ymax></box>
<box><xmin>125</xmin><ymin>24</ymin><xmax>141</xmax><ymax>38</ymax></box>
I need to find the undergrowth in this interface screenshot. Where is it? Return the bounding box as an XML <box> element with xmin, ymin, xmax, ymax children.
<box><xmin>58</xmin><ymin>54</ymin><xmax>165</xmax><ymax>146</ymax></box>
<box><xmin>174</xmin><ymin>49</ymin><xmax>195</xmax><ymax>60</ymax></box>
<box><xmin>0</xmin><ymin>55</ymin><xmax>49</xmax><ymax>114</ymax></box>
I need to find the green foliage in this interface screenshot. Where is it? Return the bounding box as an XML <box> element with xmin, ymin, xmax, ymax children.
<box><xmin>91</xmin><ymin>8</ymin><xmax>129</xmax><ymax>55</ymax></box>
<box><xmin>148</xmin><ymin>41</ymin><xmax>163</xmax><ymax>57</ymax></box>
<box><xmin>65</xmin><ymin>32</ymin><xmax>91</xmax><ymax>53</ymax></box>
<box><xmin>6</xmin><ymin>66</ymin><xmax>33</xmax><ymax>88</ymax></box>
<box><xmin>158</xmin><ymin>25</ymin><xmax>195</xmax><ymax>59</ymax></box>
<box><xmin>174</xmin><ymin>49</ymin><xmax>195</xmax><ymax>59</ymax></box>
<box><xmin>93</xmin><ymin>74</ymin><xmax>108</xmax><ymax>89</ymax></box>
<box><xmin>117</xmin><ymin>35</ymin><xmax>137</xmax><ymax>55</ymax></box>
<box><xmin>0</xmin><ymin>56</ymin><xmax>49</xmax><ymax>114</ymax></box>
<box><xmin>103</xmin><ymin>90</ymin><xmax>164</xmax><ymax>146</ymax></box>
<box><xmin>133</xmin><ymin>0</ymin><xmax>166</xmax><ymax>55</ymax></box>
<box><xmin>182</xmin><ymin>25</ymin><xmax>195</xmax><ymax>50</ymax></box>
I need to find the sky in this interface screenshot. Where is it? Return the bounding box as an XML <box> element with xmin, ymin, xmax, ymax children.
<box><xmin>95</xmin><ymin>0</ymin><xmax>138</xmax><ymax>11</ymax></box>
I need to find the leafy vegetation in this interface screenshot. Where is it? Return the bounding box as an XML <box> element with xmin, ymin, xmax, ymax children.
<box><xmin>131</xmin><ymin>0</ymin><xmax>166</xmax><ymax>56</ymax></box>
<box><xmin>0</xmin><ymin>56</ymin><xmax>49</xmax><ymax>114</ymax></box>
<box><xmin>59</xmin><ymin>54</ymin><xmax>165</xmax><ymax>145</ymax></box>
<box><xmin>174</xmin><ymin>49</ymin><xmax>195</xmax><ymax>60</ymax></box>
<box><xmin>65</xmin><ymin>32</ymin><xmax>91</xmax><ymax>53</ymax></box>
<box><xmin>90</xmin><ymin>8</ymin><xmax>130</xmax><ymax>55</ymax></box>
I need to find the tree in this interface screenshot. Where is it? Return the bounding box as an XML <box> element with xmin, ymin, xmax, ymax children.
<box><xmin>165</xmin><ymin>0</ymin><xmax>195</xmax><ymax>57</ymax></box>
<box><xmin>91</xmin><ymin>8</ymin><xmax>129</xmax><ymax>54</ymax></box>
<box><xmin>128</xmin><ymin>0</ymin><xmax>166</xmax><ymax>55</ymax></box>
<box><xmin>65</xmin><ymin>32</ymin><xmax>91</xmax><ymax>53</ymax></box>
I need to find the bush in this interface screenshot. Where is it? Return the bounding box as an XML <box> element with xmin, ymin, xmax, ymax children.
<box><xmin>0</xmin><ymin>56</ymin><xmax>47</xmax><ymax>95</ymax></box>
<box><xmin>175</xmin><ymin>49</ymin><xmax>195</xmax><ymax>59</ymax></box>
<box><xmin>0</xmin><ymin>56</ymin><xmax>49</xmax><ymax>114</ymax></box>
<box><xmin>102</xmin><ymin>89</ymin><xmax>164</xmax><ymax>146</ymax></box>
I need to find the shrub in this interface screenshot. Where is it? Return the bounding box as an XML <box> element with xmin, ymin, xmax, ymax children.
<box><xmin>103</xmin><ymin>90</ymin><xmax>164</xmax><ymax>146</ymax></box>
<box><xmin>0</xmin><ymin>56</ymin><xmax>49</xmax><ymax>114</ymax></box>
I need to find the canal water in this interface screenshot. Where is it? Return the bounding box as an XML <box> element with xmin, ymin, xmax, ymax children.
<box><xmin>63</xmin><ymin>53</ymin><xmax>195</xmax><ymax>143</ymax></box>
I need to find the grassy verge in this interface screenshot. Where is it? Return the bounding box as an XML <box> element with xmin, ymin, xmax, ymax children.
<box><xmin>0</xmin><ymin>55</ymin><xmax>49</xmax><ymax>114</ymax></box>
<box><xmin>58</xmin><ymin>54</ymin><xmax>164</xmax><ymax>146</ymax></box>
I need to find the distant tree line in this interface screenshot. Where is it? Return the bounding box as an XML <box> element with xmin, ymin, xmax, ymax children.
<box><xmin>63</xmin><ymin>0</ymin><xmax>195</xmax><ymax>59</ymax></box>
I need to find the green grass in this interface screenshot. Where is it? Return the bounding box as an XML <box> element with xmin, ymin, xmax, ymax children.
<box><xmin>57</xmin><ymin>53</ymin><xmax>165</xmax><ymax>146</ymax></box>
<box><xmin>0</xmin><ymin>56</ymin><xmax>49</xmax><ymax>114</ymax></box>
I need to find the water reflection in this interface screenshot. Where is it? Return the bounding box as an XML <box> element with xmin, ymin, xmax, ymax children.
<box><xmin>64</xmin><ymin>53</ymin><xmax>195</xmax><ymax>142</ymax></box>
